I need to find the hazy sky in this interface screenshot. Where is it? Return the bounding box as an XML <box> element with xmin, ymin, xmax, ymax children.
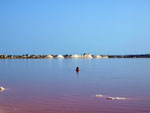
<box><xmin>0</xmin><ymin>0</ymin><xmax>150</xmax><ymax>55</ymax></box>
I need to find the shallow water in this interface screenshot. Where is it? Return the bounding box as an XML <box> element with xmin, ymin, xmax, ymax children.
<box><xmin>0</xmin><ymin>59</ymin><xmax>150</xmax><ymax>113</ymax></box>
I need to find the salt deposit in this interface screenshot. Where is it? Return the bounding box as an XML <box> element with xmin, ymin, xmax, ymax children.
<box><xmin>56</xmin><ymin>55</ymin><xmax>64</xmax><ymax>58</ymax></box>
<box><xmin>107</xmin><ymin>97</ymin><xmax>126</xmax><ymax>100</ymax></box>
<box><xmin>0</xmin><ymin>87</ymin><xmax>5</xmax><ymax>92</ymax></box>
<box><xmin>96</xmin><ymin>94</ymin><xmax>104</xmax><ymax>98</ymax></box>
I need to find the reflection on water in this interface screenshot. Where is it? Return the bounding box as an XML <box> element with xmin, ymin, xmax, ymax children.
<box><xmin>76</xmin><ymin>71</ymin><xmax>79</xmax><ymax>76</ymax></box>
<box><xmin>0</xmin><ymin>59</ymin><xmax>150</xmax><ymax>113</ymax></box>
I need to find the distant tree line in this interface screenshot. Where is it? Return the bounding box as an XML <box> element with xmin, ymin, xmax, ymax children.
<box><xmin>0</xmin><ymin>54</ymin><xmax>150</xmax><ymax>59</ymax></box>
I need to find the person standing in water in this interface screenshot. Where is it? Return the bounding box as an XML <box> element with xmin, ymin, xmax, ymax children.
<box><xmin>76</xmin><ymin>67</ymin><xmax>79</xmax><ymax>72</ymax></box>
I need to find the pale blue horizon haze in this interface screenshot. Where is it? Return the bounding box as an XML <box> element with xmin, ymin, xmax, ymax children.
<box><xmin>0</xmin><ymin>0</ymin><xmax>150</xmax><ymax>55</ymax></box>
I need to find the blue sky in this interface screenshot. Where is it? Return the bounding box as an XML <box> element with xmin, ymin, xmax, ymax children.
<box><xmin>0</xmin><ymin>0</ymin><xmax>150</xmax><ymax>55</ymax></box>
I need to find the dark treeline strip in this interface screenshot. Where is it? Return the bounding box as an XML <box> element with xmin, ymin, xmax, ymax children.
<box><xmin>0</xmin><ymin>54</ymin><xmax>150</xmax><ymax>59</ymax></box>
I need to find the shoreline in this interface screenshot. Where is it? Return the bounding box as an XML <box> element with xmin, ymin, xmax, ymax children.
<box><xmin>1</xmin><ymin>54</ymin><xmax>150</xmax><ymax>59</ymax></box>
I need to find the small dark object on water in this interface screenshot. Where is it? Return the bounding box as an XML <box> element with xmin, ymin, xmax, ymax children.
<box><xmin>76</xmin><ymin>67</ymin><xmax>79</xmax><ymax>72</ymax></box>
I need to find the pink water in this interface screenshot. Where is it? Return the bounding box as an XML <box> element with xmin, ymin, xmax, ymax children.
<box><xmin>0</xmin><ymin>59</ymin><xmax>150</xmax><ymax>113</ymax></box>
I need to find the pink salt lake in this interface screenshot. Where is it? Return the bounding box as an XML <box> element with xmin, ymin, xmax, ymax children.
<box><xmin>0</xmin><ymin>59</ymin><xmax>150</xmax><ymax>113</ymax></box>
